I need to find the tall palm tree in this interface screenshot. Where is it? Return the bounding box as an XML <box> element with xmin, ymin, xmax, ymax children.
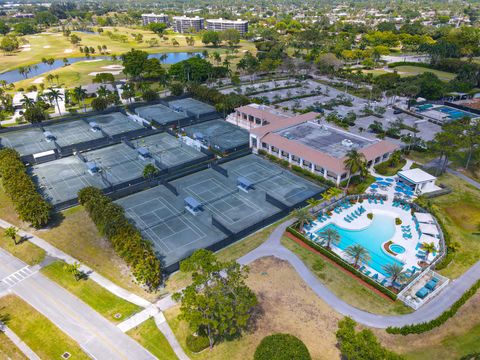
<box><xmin>319</xmin><ymin>228</ymin><xmax>340</xmax><ymax>249</ymax></box>
<box><xmin>421</xmin><ymin>242</ymin><xmax>437</xmax><ymax>260</ymax></box>
<box><xmin>345</xmin><ymin>244</ymin><xmax>370</xmax><ymax>268</ymax></box>
<box><xmin>21</xmin><ymin>95</ymin><xmax>35</xmax><ymax>109</ymax></box>
<box><xmin>46</xmin><ymin>88</ymin><xmax>63</xmax><ymax>116</ymax></box>
<box><xmin>97</xmin><ymin>85</ymin><xmax>110</xmax><ymax>98</ymax></box>
<box><xmin>343</xmin><ymin>149</ymin><xmax>367</xmax><ymax>193</ymax></box>
<box><xmin>291</xmin><ymin>208</ymin><xmax>313</xmax><ymax>232</ymax></box>
<box><xmin>382</xmin><ymin>263</ymin><xmax>406</xmax><ymax>285</ymax></box>
<box><xmin>72</xmin><ymin>86</ymin><xmax>87</xmax><ymax>112</ymax></box>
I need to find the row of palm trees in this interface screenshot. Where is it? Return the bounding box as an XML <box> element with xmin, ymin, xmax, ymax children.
<box><xmin>21</xmin><ymin>87</ymin><xmax>64</xmax><ymax>116</ymax></box>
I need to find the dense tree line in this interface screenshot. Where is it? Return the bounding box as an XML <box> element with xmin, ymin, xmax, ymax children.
<box><xmin>0</xmin><ymin>149</ymin><xmax>51</xmax><ymax>228</ymax></box>
<box><xmin>186</xmin><ymin>83</ymin><xmax>250</xmax><ymax>114</ymax></box>
<box><xmin>77</xmin><ymin>186</ymin><xmax>162</xmax><ymax>291</ymax></box>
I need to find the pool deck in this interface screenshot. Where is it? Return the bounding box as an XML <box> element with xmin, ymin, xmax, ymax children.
<box><xmin>306</xmin><ymin>198</ymin><xmax>440</xmax><ymax>285</ymax></box>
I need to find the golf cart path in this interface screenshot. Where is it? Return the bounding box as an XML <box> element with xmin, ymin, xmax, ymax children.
<box><xmin>238</xmin><ymin>219</ymin><xmax>480</xmax><ymax>328</ymax></box>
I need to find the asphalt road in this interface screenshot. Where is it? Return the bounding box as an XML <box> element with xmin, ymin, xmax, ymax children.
<box><xmin>0</xmin><ymin>249</ymin><xmax>155</xmax><ymax>360</ymax></box>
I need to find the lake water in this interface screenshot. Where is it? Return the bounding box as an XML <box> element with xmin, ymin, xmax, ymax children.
<box><xmin>0</xmin><ymin>52</ymin><xmax>201</xmax><ymax>83</ymax></box>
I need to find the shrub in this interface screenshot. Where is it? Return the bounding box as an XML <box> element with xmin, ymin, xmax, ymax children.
<box><xmin>0</xmin><ymin>149</ymin><xmax>51</xmax><ymax>228</ymax></box>
<box><xmin>254</xmin><ymin>333</ymin><xmax>311</xmax><ymax>360</ymax></box>
<box><xmin>367</xmin><ymin>213</ymin><xmax>373</xmax><ymax>220</ymax></box>
<box><xmin>78</xmin><ymin>187</ymin><xmax>162</xmax><ymax>290</ymax></box>
<box><xmin>387</xmin><ymin>279</ymin><xmax>480</xmax><ymax>335</ymax></box>
<box><xmin>395</xmin><ymin>218</ymin><xmax>402</xmax><ymax>225</ymax></box>
<box><xmin>186</xmin><ymin>334</ymin><xmax>210</xmax><ymax>353</ymax></box>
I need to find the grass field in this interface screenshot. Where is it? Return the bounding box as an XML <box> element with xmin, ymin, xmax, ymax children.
<box><xmin>393</xmin><ymin>65</ymin><xmax>455</xmax><ymax>81</ymax></box>
<box><xmin>41</xmin><ymin>260</ymin><xmax>142</xmax><ymax>323</ymax></box>
<box><xmin>0</xmin><ymin>332</ymin><xmax>27</xmax><ymax>360</ymax></box>
<box><xmin>281</xmin><ymin>235</ymin><xmax>412</xmax><ymax>315</ymax></box>
<box><xmin>374</xmin><ymin>159</ymin><xmax>407</xmax><ymax>176</ymax></box>
<box><xmin>429</xmin><ymin>173</ymin><xmax>480</xmax><ymax>278</ymax></box>
<box><xmin>165</xmin><ymin>257</ymin><xmax>342</xmax><ymax>360</ymax></box>
<box><xmin>0</xmin><ymin>295</ymin><xmax>90</xmax><ymax>359</ymax></box>
<box><xmin>126</xmin><ymin>318</ymin><xmax>178</xmax><ymax>360</ymax></box>
<box><xmin>0</xmin><ymin>234</ymin><xmax>45</xmax><ymax>266</ymax></box>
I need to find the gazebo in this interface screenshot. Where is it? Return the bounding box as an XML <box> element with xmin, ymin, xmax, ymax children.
<box><xmin>397</xmin><ymin>169</ymin><xmax>439</xmax><ymax>195</ymax></box>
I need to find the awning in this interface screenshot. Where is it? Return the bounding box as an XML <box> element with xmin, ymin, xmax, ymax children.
<box><xmin>237</xmin><ymin>176</ymin><xmax>254</xmax><ymax>189</ymax></box>
<box><xmin>419</xmin><ymin>223</ymin><xmax>439</xmax><ymax>236</ymax></box>
<box><xmin>184</xmin><ymin>196</ymin><xmax>202</xmax><ymax>210</ymax></box>
<box><xmin>137</xmin><ymin>147</ymin><xmax>150</xmax><ymax>157</ymax></box>
<box><xmin>86</xmin><ymin>161</ymin><xmax>99</xmax><ymax>173</ymax></box>
<box><xmin>414</xmin><ymin>212</ymin><xmax>435</xmax><ymax>224</ymax></box>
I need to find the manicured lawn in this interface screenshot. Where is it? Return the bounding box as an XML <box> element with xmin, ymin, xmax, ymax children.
<box><xmin>127</xmin><ymin>318</ymin><xmax>178</xmax><ymax>360</ymax></box>
<box><xmin>393</xmin><ymin>65</ymin><xmax>455</xmax><ymax>81</ymax></box>
<box><xmin>429</xmin><ymin>173</ymin><xmax>480</xmax><ymax>279</ymax></box>
<box><xmin>0</xmin><ymin>332</ymin><xmax>27</xmax><ymax>360</ymax></box>
<box><xmin>0</xmin><ymin>295</ymin><xmax>90</xmax><ymax>359</ymax></box>
<box><xmin>0</xmin><ymin>235</ymin><xmax>45</xmax><ymax>266</ymax></box>
<box><xmin>41</xmin><ymin>260</ymin><xmax>141</xmax><ymax>323</ymax></box>
<box><xmin>362</xmin><ymin>69</ymin><xmax>390</xmax><ymax>77</ymax></box>
<box><xmin>165</xmin><ymin>257</ymin><xmax>342</xmax><ymax>360</ymax></box>
<box><xmin>374</xmin><ymin>159</ymin><xmax>407</xmax><ymax>176</ymax></box>
<box><xmin>281</xmin><ymin>236</ymin><xmax>412</xmax><ymax>315</ymax></box>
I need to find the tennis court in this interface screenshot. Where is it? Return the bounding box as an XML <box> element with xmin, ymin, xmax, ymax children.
<box><xmin>221</xmin><ymin>154</ymin><xmax>324</xmax><ymax>206</ymax></box>
<box><xmin>168</xmin><ymin>98</ymin><xmax>216</xmax><ymax>116</ymax></box>
<box><xmin>116</xmin><ymin>185</ymin><xmax>226</xmax><ymax>269</ymax></box>
<box><xmin>30</xmin><ymin>156</ymin><xmax>106</xmax><ymax>205</ymax></box>
<box><xmin>0</xmin><ymin>127</ymin><xmax>56</xmax><ymax>156</ymax></box>
<box><xmin>135</xmin><ymin>103</ymin><xmax>188</xmax><ymax>125</ymax></box>
<box><xmin>183</xmin><ymin>119</ymin><xmax>249</xmax><ymax>152</ymax></box>
<box><xmin>44</xmin><ymin>120</ymin><xmax>104</xmax><ymax>147</ymax></box>
<box><xmin>83</xmin><ymin>143</ymin><xmax>147</xmax><ymax>185</ymax></box>
<box><xmin>129</xmin><ymin>133</ymin><xmax>206</xmax><ymax>168</ymax></box>
<box><xmin>86</xmin><ymin>112</ymin><xmax>144</xmax><ymax>136</ymax></box>
<box><xmin>173</xmin><ymin>168</ymin><xmax>279</xmax><ymax>233</ymax></box>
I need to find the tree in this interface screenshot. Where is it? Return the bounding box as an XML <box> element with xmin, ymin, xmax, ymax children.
<box><xmin>148</xmin><ymin>22</ymin><xmax>167</xmax><ymax>35</ymax></box>
<box><xmin>64</xmin><ymin>262</ymin><xmax>83</xmax><ymax>281</ymax></box>
<box><xmin>91</xmin><ymin>97</ymin><xmax>108</xmax><ymax>111</ymax></box>
<box><xmin>4</xmin><ymin>227</ymin><xmax>18</xmax><ymax>245</ymax></box>
<box><xmin>343</xmin><ymin>149</ymin><xmax>367</xmax><ymax>192</ymax></box>
<box><xmin>421</xmin><ymin>242</ymin><xmax>437</xmax><ymax>260</ymax></box>
<box><xmin>345</xmin><ymin>244</ymin><xmax>370</xmax><ymax>268</ymax></box>
<box><xmin>220</xmin><ymin>29</ymin><xmax>241</xmax><ymax>48</ymax></box>
<box><xmin>254</xmin><ymin>334</ymin><xmax>311</xmax><ymax>360</ymax></box>
<box><xmin>45</xmin><ymin>88</ymin><xmax>63</xmax><ymax>115</ymax></box>
<box><xmin>72</xmin><ymin>86</ymin><xmax>87</xmax><ymax>112</ymax></box>
<box><xmin>0</xmin><ymin>21</ymin><xmax>9</xmax><ymax>36</ymax></box>
<box><xmin>70</xmin><ymin>34</ymin><xmax>81</xmax><ymax>46</ymax></box>
<box><xmin>143</xmin><ymin>164</ymin><xmax>158</xmax><ymax>180</ymax></box>
<box><xmin>172</xmin><ymin>249</ymin><xmax>257</xmax><ymax>349</ymax></box>
<box><xmin>120</xmin><ymin>82</ymin><xmax>135</xmax><ymax>103</ymax></box>
<box><xmin>306</xmin><ymin>197</ymin><xmax>321</xmax><ymax>209</ymax></box>
<box><xmin>0</xmin><ymin>35</ymin><xmax>19</xmax><ymax>54</ymax></box>
<box><xmin>291</xmin><ymin>207</ymin><xmax>313</xmax><ymax>231</ymax></box>
<box><xmin>319</xmin><ymin>228</ymin><xmax>341</xmax><ymax>249</ymax></box>
<box><xmin>169</xmin><ymin>82</ymin><xmax>184</xmax><ymax>96</ymax></box>
<box><xmin>382</xmin><ymin>263</ymin><xmax>406</xmax><ymax>285</ymax></box>
<box><xmin>169</xmin><ymin>57</ymin><xmax>214</xmax><ymax>83</ymax></box>
<box><xmin>121</xmin><ymin>49</ymin><xmax>149</xmax><ymax>80</ymax></box>
<box><xmin>92</xmin><ymin>72</ymin><xmax>115</xmax><ymax>84</ymax></box>
<box><xmin>202</xmin><ymin>30</ymin><xmax>221</xmax><ymax>47</ymax></box>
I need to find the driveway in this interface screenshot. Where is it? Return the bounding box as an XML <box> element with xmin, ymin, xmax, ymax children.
<box><xmin>0</xmin><ymin>249</ymin><xmax>155</xmax><ymax>360</ymax></box>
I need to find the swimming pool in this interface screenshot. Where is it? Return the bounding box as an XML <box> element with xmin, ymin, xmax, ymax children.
<box><xmin>390</xmin><ymin>244</ymin><xmax>406</xmax><ymax>254</ymax></box>
<box><xmin>435</xmin><ymin>106</ymin><xmax>477</xmax><ymax>120</ymax></box>
<box><xmin>316</xmin><ymin>213</ymin><xmax>404</xmax><ymax>276</ymax></box>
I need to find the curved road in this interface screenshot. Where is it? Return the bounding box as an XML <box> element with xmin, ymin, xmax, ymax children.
<box><xmin>237</xmin><ymin>219</ymin><xmax>480</xmax><ymax>329</ymax></box>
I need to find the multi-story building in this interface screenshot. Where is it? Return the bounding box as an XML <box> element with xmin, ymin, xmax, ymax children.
<box><xmin>172</xmin><ymin>16</ymin><xmax>205</xmax><ymax>33</ymax></box>
<box><xmin>205</xmin><ymin>18</ymin><xmax>249</xmax><ymax>35</ymax></box>
<box><xmin>234</xmin><ymin>104</ymin><xmax>399</xmax><ymax>185</ymax></box>
<box><xmin>141</xmin><ymin>13</ymin><xmax>169</xmax><ymax>26</ymax></box>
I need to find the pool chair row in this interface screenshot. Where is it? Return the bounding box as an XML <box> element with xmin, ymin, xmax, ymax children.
<box><xmin>415</xmin><ymin>277</ymin><xmax>440</xmax><ymax>299</ymax></box>
<box><xmin>344</xmin><ymin>206</ymin><xmax>366</xmax><ymax>223</ymax></box>
<box><xmin>404</xmin><ymin>265</ymin><xmax>421</xmax><ymax>278</ymax></box>
<box><xmin>401</xmin><ymin>225</ymin><xmax>413</xmax><ymax>239</ymax></box>
<box><xmin>302</xmin><ymin>220</ymin><xmax>315</xmax><ymax>232</ymax></box>
<box><xmin>393</xmin><ymin>201</ymin><xmax>411</xmax><ymax>211</ymax></box>
<box><xmin>368</xmin><ymin>197</ymin><xmax>384</xmax><ymax>205</ymax></box>
<box><xmin>333</xmin><ymin>200</ymin><xmax>354</xmax><ymax>214</ymax></box>
<box><xmin>317</xmin><ymin>213</ymin><xmax>332</xmax><ymax>223</ymax></box>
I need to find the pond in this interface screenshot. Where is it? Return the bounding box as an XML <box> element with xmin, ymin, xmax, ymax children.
<box><xmin>0</xmin><ymin>52</ymin><xmax>202</xmax><ymax>84</ymax></box>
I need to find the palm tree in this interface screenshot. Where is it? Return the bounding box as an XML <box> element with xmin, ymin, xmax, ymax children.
<box><xmin>72</xmin><ymin>86</ymin><xmax>87</xmax><ymax>112</ymax></box>
<box><xmin>291</xmin><ymin>208</ymin><xmax>313</xmax><ymax>232</ymax></box>
<box><xmin>319</xmin><ymin>228</ymin><xmax>340</xmax><ymax>248</ymax></box>
<box><xmin>4</xmin><ymin>227</ymin><xmax>18</xmax><ymax>245</ymax></box>
<box><xmin>343</xmin><ymin>149</ymin><xmax>367</xmax><ymax>193</ymax></box>
<box><xmin>382</xmin><ymin>263</ymin><xmax>406</xmax><ymax>285</ymax></box>
<box><xmin>21</xmin><ymin>95</ymin><xmax>35</xmax><ymax>109</ymax></box>
<box><xmin>421</xmin><ymin>242</ymin><xmax>437</xmax><ymax>260</ymax></box>
<box><xmin>97</xmin><ymin>85</ymin><xmax>110</xmax><ymax>98</ymax></box>
<box><xmin>345</xmin><ymin>244</ymin><xmax>370</xmax><ymax>268</ymax></box>
<box><xmin>46</xmin><ymin>88</ymin><xmax>63</xmax><ymax>115</ymax></box>
<box><xmin>321</xmin><ymin>187</ymin><xmax>343</xmax><ymax>203</ymax></box>
<box><xmin>64</xmin><ymin>261</ymin><xmax>82</xmax><ymax>281</ymax></box>
<box><xmin>306</xmin><ymin>197</ymin><xmax>321</xmax><ymax>209</ymax></box>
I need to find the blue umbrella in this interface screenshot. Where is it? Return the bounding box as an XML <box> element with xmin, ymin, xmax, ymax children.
<box><xmin>370</xmin><ymin>184</ymin><xmax>379</xmax><ymax>189</ymax></box>
<box><xmin>395</xmin><ymin>186</ymin><xmax>403</xmax><ymax>192</ymax></box>
<box><xmin>385</xmin><ymin>178</ymin><xmax>394</xmax><ymax>182</ymax></box>
<box><xmin>378</xmin><ymin>181</ymin><xmax>390</xmax><ymax>186</ymax></box>
<box><xmin>375</xmin><ymin>177</ymin><xmax>384</xmax><ymax>181</ymax></box>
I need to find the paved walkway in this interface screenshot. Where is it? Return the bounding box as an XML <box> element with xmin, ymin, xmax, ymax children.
<box><xmin>0</xmin><ymin>249</ymin><xmax>156</xmax><ymax>360</ymax></box>
<box><xmin>1</xmin><ymin>325</ymin><xmax>41</xmax><ymax>360</ymax></box>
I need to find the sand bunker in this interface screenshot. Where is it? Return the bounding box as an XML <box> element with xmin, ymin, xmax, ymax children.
<box><xmin>88</xmin><ymin>70</ymin><xmax>122</xmax><ymax>76</ymax></box>
<box><xmin>64</xmin><ymin>49</ymin><xmax>73</xmax><ymax>54</ymax></box>
<box><xmin>22</xmin><ymin>48</ymin><xmax>32</xmax><ymax>52</ymax></box>
<box><xmin>101</xmin><ymin>65</ymin><xmax>124</xmax><ymax>70</ymax></box>
<box><xmin>84</xmin><ymin>59</ymin><xmax>103</xmax><ymax>63</ymax></box>
<box><xmin>43</xmin><ymin>45</ymin><xmax>51</xmax><ymax>49</ymax></box>
<box><xmin>32</xmin><ymin>77</ymin><xmax>44</xmax><ymax>84</ymax></box>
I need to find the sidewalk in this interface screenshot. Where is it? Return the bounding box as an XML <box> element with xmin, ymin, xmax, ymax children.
<box><xmin>1</xmin><ymin>325</ymin><xmax>41</xmax><ymax>360</ymax></box>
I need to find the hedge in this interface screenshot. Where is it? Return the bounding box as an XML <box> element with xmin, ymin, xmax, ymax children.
<box><xmin>286</xmin><ymin>226</ymin><xmax>398</xmax><ymax>300</ymax></box>
<box><xmin>386</xmin><ymin>279</ymin><xmax>480</xmax><ymax>335</ymax></box>
<box><xmin>0</xmin><ymin>148</ymin><xmax>51</xmax><ymax>228</ymax></box>
<box><xmin>78</xmin><ymin>186</ymin><xmax>162</xmax><ymax>291</ymax></box>
<box><xmin>186</xmin><ymin>334</ymin><xmax>210</xmax><ymax>353</ymax></box>
<box><xmin>387</xmin><ymin>62</ymin><xmax>435</xmax><ymax>69</ymax></box>
<box><xmin>254</xmin><ymin>333</ymin><xmax>311</xmax><ymax>360</ymax></box>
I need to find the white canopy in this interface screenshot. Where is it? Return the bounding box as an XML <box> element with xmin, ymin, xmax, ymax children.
<box><xmin>398</xmin><ymin>168</ymin><xmax>436</xmax><ymax>184</ymax></box>
<box><xmin>420</xmin><ymin>233</ymin><xmax>438</xmax><ymax>244</ymax></box>
<box><xmin>419</xmin><ymin>223</ymin><xmax>439</xmax><ymax>237</ymax></box>
<box><xmin>414</xmin><ymin>212</ymin><xmax>435</xmax><ymax>224</ymax></box>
